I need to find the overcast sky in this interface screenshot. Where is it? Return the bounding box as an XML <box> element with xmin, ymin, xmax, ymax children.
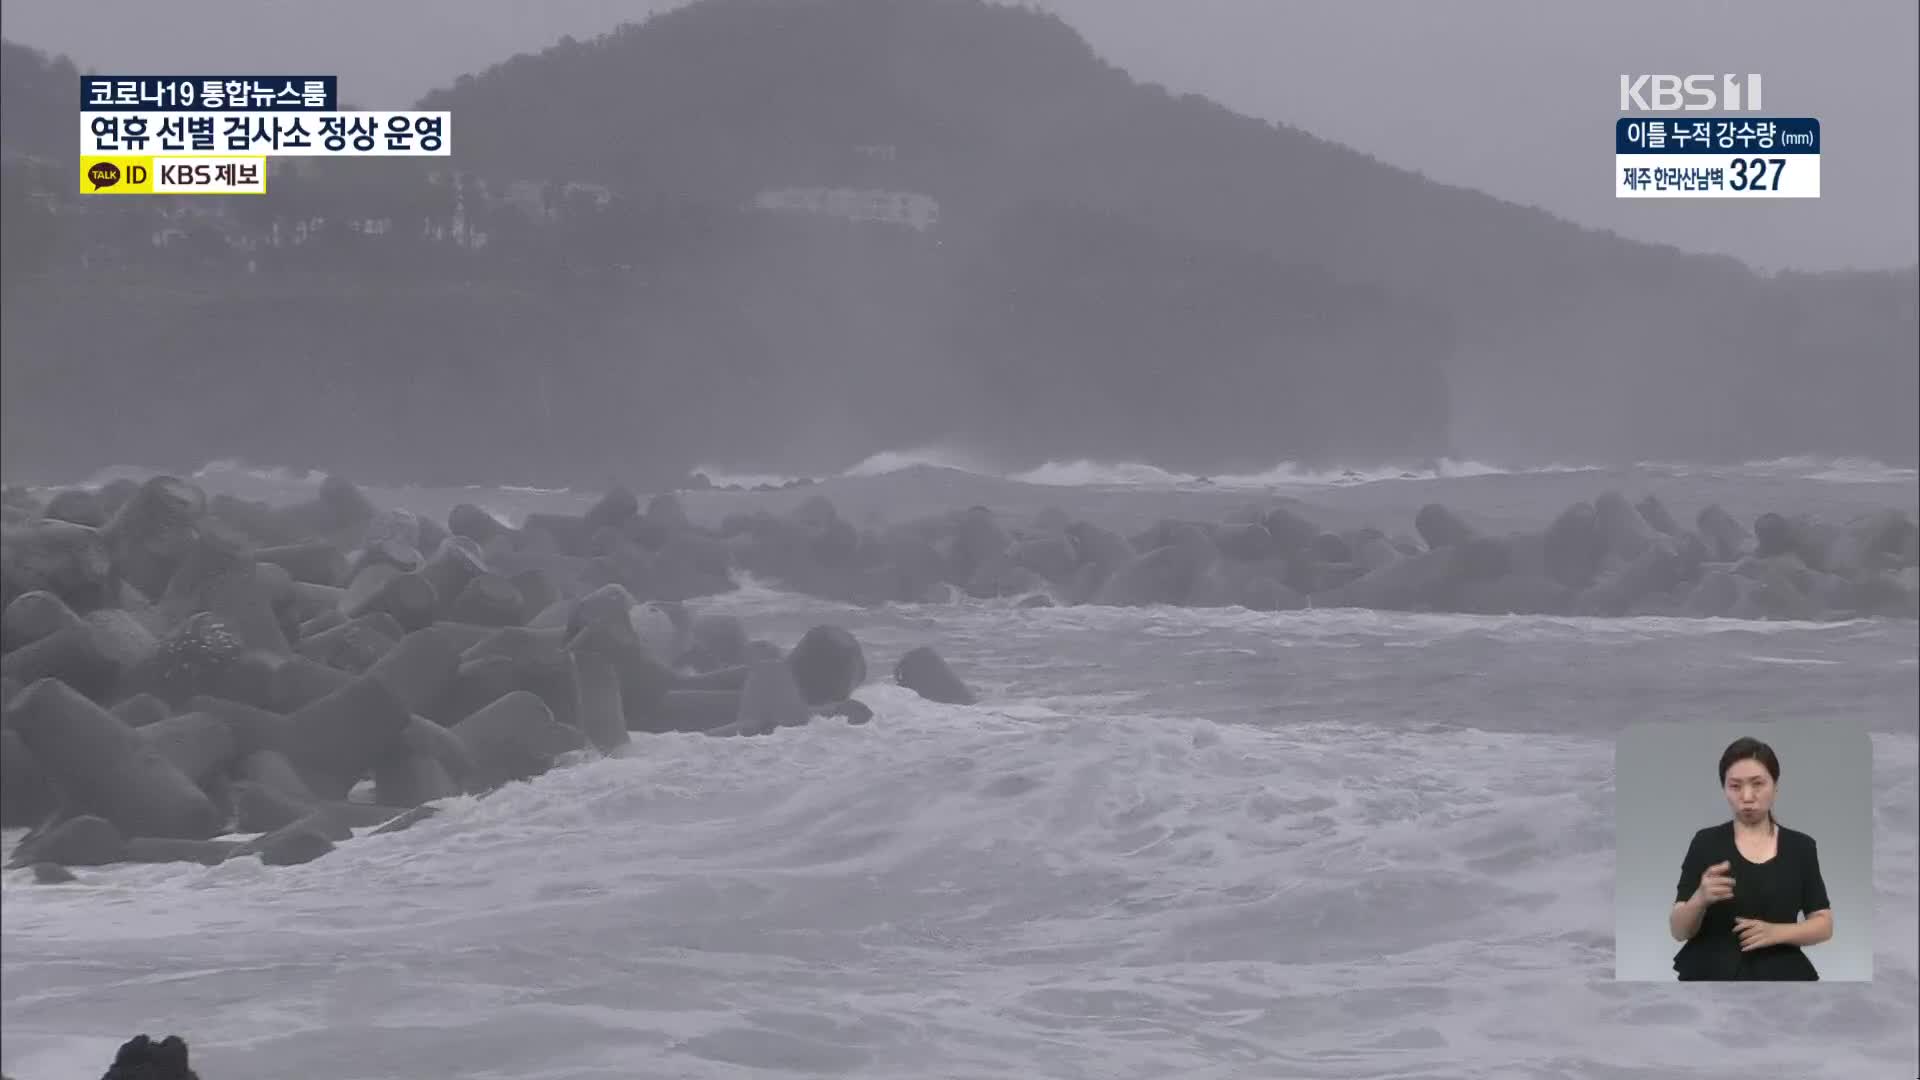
<box><xmin>3</xmin><ymin>0</ymin><xmax>1913</xmax><ymax>273</ymax></box>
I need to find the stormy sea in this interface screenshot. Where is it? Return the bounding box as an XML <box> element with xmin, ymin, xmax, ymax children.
<box><xmin>4</xmin><ymin>455</ymin><xmax>1917</xmax><ymax>1080</ymax></box>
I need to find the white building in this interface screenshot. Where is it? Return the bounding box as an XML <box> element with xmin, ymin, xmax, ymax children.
<box><xmin>751</xmin><ymin>187</ymin><xmax>939</xmax><ymax>231</ymax></box>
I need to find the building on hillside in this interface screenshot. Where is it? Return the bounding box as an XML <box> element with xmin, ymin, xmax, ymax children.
<box><xmin>750</xmin><ymin>186</ymin><xmax>939</xmax><ymax>231</ymax></box>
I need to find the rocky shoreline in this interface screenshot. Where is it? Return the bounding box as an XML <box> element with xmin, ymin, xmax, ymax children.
<box><xmin>2</xmin><ymin>473</ymin><xmax>1914</xmax><ymax>882</ymax></box>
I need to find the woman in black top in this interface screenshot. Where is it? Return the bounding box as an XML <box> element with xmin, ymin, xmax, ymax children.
<box><xmin>1669</xmin><ymin>736</ymin><xmax>1834</xmax><ymax>980</ymax></box>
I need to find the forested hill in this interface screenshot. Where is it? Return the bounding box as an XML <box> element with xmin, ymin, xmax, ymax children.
<box><xmin>417</xmin><ymin>0</ymin><xmax>1915</xmax><ymax>468</ymax></box>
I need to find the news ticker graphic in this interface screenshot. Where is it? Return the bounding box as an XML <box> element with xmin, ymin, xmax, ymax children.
<box><xmin>82</xmin><ymin>156</ymin><xmax>267</xmax><ymax>196</ymax></box>
<box><xmin>1614</xmin><ymin>116</ymin><xmax>1820</xmax><ymax>199</ymax></box>
<box><xmin>82</xmin><ymin>75</ymin><xmax>337</xmax><ymax>111</ymax></box>
<box><xmin>83</xmin><ymin>112</ymin><xmax>450</xmax><ymax>157</ymax></box>
<box><xmin>78</xmin><ymin>76</ymin><xmax>450</xmax><ymax>194</ymax></box>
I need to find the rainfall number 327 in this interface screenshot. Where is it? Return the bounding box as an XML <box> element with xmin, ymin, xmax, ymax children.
<box><xmin>1730</xmin><ymin>156</ymin><xmax>1786</xmax><ymax>191</ymax></box>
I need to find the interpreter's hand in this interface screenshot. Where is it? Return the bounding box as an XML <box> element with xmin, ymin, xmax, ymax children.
<box><xmin>1735</xmin><ymin>910</ymin><xmax>1789</xmax><ymax>945</ymax></box>
<box><xmin>1733</xmin><ymin>917</ymin><xmax>1785</xmax><ymax>952</ymax></box>
<box><xmin>1694</xmin><ymin>861</ymin><xmax>1735</xmax><ymax>905</ymax></box>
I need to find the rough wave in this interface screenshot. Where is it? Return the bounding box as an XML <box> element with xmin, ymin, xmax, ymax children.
<box><xmin>32</xmin><ymin>451</ymin><xmax>1919</xmax><ymax>500</ymax></box>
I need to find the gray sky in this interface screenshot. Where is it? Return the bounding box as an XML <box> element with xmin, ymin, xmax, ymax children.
<box><xmin>3</xmin><ymin>0</ymin><xmax>1913</xmax><ymax>273</ymax></box>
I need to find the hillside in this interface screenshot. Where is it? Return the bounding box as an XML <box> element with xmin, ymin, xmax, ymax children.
<box><xmin>3</xmin><ymin>0</ymin><xmax>1915</xmax><ymax>486</ymax></box>
<box><xmin>415</xmin><ymin>0</ymin><xmax>1916</xmax><ymax>467</ymax></box>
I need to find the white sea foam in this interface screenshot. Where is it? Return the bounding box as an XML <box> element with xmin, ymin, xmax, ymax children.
<box><xmin>4</xmin><ymin>471</ymin><xmax>1915</xmax><ymax>1080</ymax></box>
<box><xmin>23</xmin><ymin>451</ymin><xmax>1917</xmax><ymax>504</ymax></box>
<box><xmin>4</xmin><ymin>682</ymin><xmax>1912</xmax><ymax>1079</ymax></box>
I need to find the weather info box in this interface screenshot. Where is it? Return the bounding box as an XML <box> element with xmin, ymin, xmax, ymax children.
<box><xmin>1615</xmin><ymin>117</ymin><xmax>1821</xmax><ymax>199</ymax></box>
<box><xmin>79</xmin><ymin>75</ymin><xmax>450</xmax><ymax>195</ymax></box>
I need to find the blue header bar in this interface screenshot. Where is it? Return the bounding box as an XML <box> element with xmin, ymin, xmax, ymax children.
<box><xmin>1616</xmin><ymin>116</ymin><xmax>1819</xmax><ymax>154</ymax></box>
<box><xmin>81</xmin><ymin>76</ymin><xmax>337</xmax><ymax>111</ymax></box>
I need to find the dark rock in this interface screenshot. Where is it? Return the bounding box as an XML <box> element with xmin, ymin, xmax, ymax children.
<box><xmin>270</xmin><ymin>653</ymin><xmax>355</xmax><ymax>712</ymax></box>
<box><xmin>1007</xmin><ymin>534</ymin><xmax>1080</xmax><ymax>580</ymax></box>
<box><xmin>297</xmin><ymin>614</ymin><xmax>400</xmax><ymax>674</ymax></box>
<box><xmin>448</xmin><ymin>503</ymin><xmax>509</xmax><ymax>544</ymax></box>
<box><xmin>584</xmin><ymin>486</ymin><xmax>641</xmax><ymax>532</ymax></box>
<box><xmin>423</xmin><ymin>654</ymin><xmax>521</xmax><ymax>726</ymax></box>
<box><xmin>1684</xmin><ymin>569</ymin><xmax>1744</xmax><ymax>618</ymax></box>
<box><xmin>445</xmin><ymin>574</ymin><xmax>525</xmax><ymax>627</ymax></box>
<box><xmin>1235</xmin><ymin>576</ymin><xmax>1306</xmax><ymax>612</ymax></box>
<box><xmin>680</xmin><ymin>613</ymin><xmax>748</xmax><ymax>672</ymax></box>
<box><xmin>1636</xmin><ymin>495</ymin><xmax>1681</xmax><ymax>536</ymax></box>
<box><xmin>121</xmin><ymin>612</ymin><xmax>248</xmax><ymax>708</ymax></box>
<box><xmin>139</xmin><ymin>711</ymin><xmax>240</xmax><ymax>788</ymax></box>
<box><xmin>894</xmin><ymin>646</ymin><xmax>976</xmax><ymax>705</ymax></box>
<box><xmin>1</xmin><ymin>729</ymin><xmax>59</xmax><ymax>827</ymax></box>
<box><xmin>1593</xmin><ymin>491</ymin><xmax>1659</xmax><ymax>562</ymax></box>
<box><xmin>363</xmin><ymin>626</ymin><xmax>462</xmax><ymax>716</ymax></box>
<box><xmin>101</xmin><ymin>475</ymin><xmax>206</xmax><ymax>599</ymax></box>
<box><xmin>1543</xmin><ymin>502</ymin><xmax>1608</xmax><ymax>590</ymax></box>
<box><xmin>1454</xmin><ymin>536</ymin><xmax>1513</xmax><ymax>583</ymax></box>
<box><xmin>399</xmin><ymin>714</ymin><xmax>478</xmax><ymax>791</ymax></box>
<box><xmin>2</xmin><ymin>609</ymin><xmax>155</xmax><ymax>703</ymax></box>
<box><xmin>1573</xmin><ymin>536</ymin><xmax>1690</xmax><ymax>617</ymax></box>
<box><xmin>1260</xmin><ymin>506</ymin><xmax>1322</xmax><ymax>556</ymax></box>
<box><xmin>101</xmin><ymin>1032</ymin><xmax>202</xmax><ymax>1080</ymax></box>
<box><xmin>522</xmin><ymin>513</ymin><xmax>592</xmax><ymax>557</ymax></box>
<box><xmin>569</xmin><ymin>637</ymin><xmax>629</xmax><ymax>753</ymax></box>
<box><xmin>1092</xmin><ymin>545</ymin><xmax>1209</xmax><ymax>607</ymax></box>
<box><xmin>1827</xmin><ymin>510</ymin><xmax>1916</xmax><ymax>576</ymax></box>
<box><xmin>1030</xmin><ymin>507</ymin><xmax>1072</xmax><ymax>534</ymax></box>
<box><xmin>43</xmin><ymin>487</ymin><xmax>108</xmax><ymax>528</ymax></box>
<box><xmin>341</xmin><ymin>566</ymin><xmax>438</xmax><ymax>633</ymax></box>
<box><xmin>1350</xmin><ymin>534</ymin><xmax>1400</xmax><ymax>572</ymax></box>
<box><xmin>374</xmin><ymin>749</ymin><xmax>461</xmax><ymax>807</ymax></box>
<box><xmin>645</xmin><ymin>689</ymin><xmax>743</xmax><ymax>733</ymax></box>
<box><xmin>451</xmin><ymin>690</ymin><xmax>575</xmax><ymax>791</ymax></box>
<box><xmin>284</xmin><ymin>674</ymin><xmax>413</xmax><ymax>799</ymax></box>
<box><xmin>316</xmin><ymin>800</ymin><xmax>419</xmax><ymax>830</ymax></box>
<box><xmin>1315</xmin><ymin>547</ymin><xmax>1463</xmax><ymax>612</ymax></box>
<box><xmin>646</xmin><ymin>492</ymin><xmax>691</xmax><ymax>533</ymax></box>
<box><xmin>254</xmin><ymin>542</ymin><xmax>350</xmax><ymax>587</ymax></box>
<box><xmin>1309</xmin><ymin>532</ymin><xmax>1353</xmax><ymax>565</ymax></box>
<box><xmin>232</xmin><ymin>772</ymin><xmax>314</xmax><ymax>834</ymax></box>
<box><xmin>950</xmin><ymin>507</ymin><xmax>1012</xmax><ymax>585</ymax></box>
<box><xmin>417</xmin><ymin>536</ymin><xmax>489</xmax><ymax>606</ymax></box>
<box><xmin>2</xmin><ymin>589</ymin><xmax>84</xmax><ymax>653</ymax></box>
<box><xmin>184</xmin><ymin>697</ymin><xmax>290</xmax><ymax>761</ymax></box>
<box><xmin>2</xmin><ymin>519</ymin><xmax>117</xmax><ymax>614</ymax></box>
<box><xmin>30</xmin><ymin>861</ymin><xmax>76</xmax><ymax>884</ymax></box>
<box><xmin>7</xmin><ymin>679</ymin><xmax>222</xmax><ymax>839</ymax></box>
<box><xmin>1210</xmin><ymin>523</ymin><xmax>1276</xmax><ymax>562</ymax></box>
<box><xmin>1752</xmin><ymin>512</ymin><xmax>1797</xmax><ymax>559</ymax></box>
<box><xmin>123</xmin><ymin>837</ymin><xmax>240</xmax><ymax>865</ymax></box>
<box><xmin>726</xmin><ymin>657</ymin><xmax>813</xmax><ymax>736</ymax></box>
<box><xmin>964</xmin><ymin>558</ymin><xmax>1044</xmax><ymax>599</ymax></box>
<box><xmin>786</xmin><ymin>625</ymin><xmax>867</xmax><ymax>706</ymax></box>
<box><xmin>8</xmin><ymin>813</ymin><xmax>125</xmax><ymax>868</ymax></box>
<box><xmin>1414</xmin><ymin>503</ymin><xmax>1477</xmax><ymax>549</ymax></box>
<box><xmin>672</xmin><ymin>665</ymin><xmax>751</xmax><ymax>692</ymax></box>
<box><xmin>253</xmin><ymin>821</ymin><xmax>335</xmax><ymax>866</ymax></box>
<box><xmin>1451</xmin><ymin>575</ymin><xmax>1573</xmax><ymax>616</ymax></box>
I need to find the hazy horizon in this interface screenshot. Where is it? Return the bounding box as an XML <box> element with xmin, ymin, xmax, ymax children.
<box><xmin>1</xmin><ymin>0</ymin><xmax>1914</xmax><ymax>276</ymax></box>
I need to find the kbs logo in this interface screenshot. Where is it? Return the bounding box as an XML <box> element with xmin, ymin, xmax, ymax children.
<box><xmin>1620</xmin><ymin>74</ymin><xmax>1764</xmax><ymax>112</ymax></box>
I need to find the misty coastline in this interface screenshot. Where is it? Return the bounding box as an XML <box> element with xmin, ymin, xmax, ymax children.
<box><xmin>6</xmin><ymin>1</ymin><xmax>1917</xmax><ymax>485</ymax></box>
<box><xmin>3</xmin><ymin>3</ymin><xmax>1918</xmax><ymax>1078</ymax></box>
